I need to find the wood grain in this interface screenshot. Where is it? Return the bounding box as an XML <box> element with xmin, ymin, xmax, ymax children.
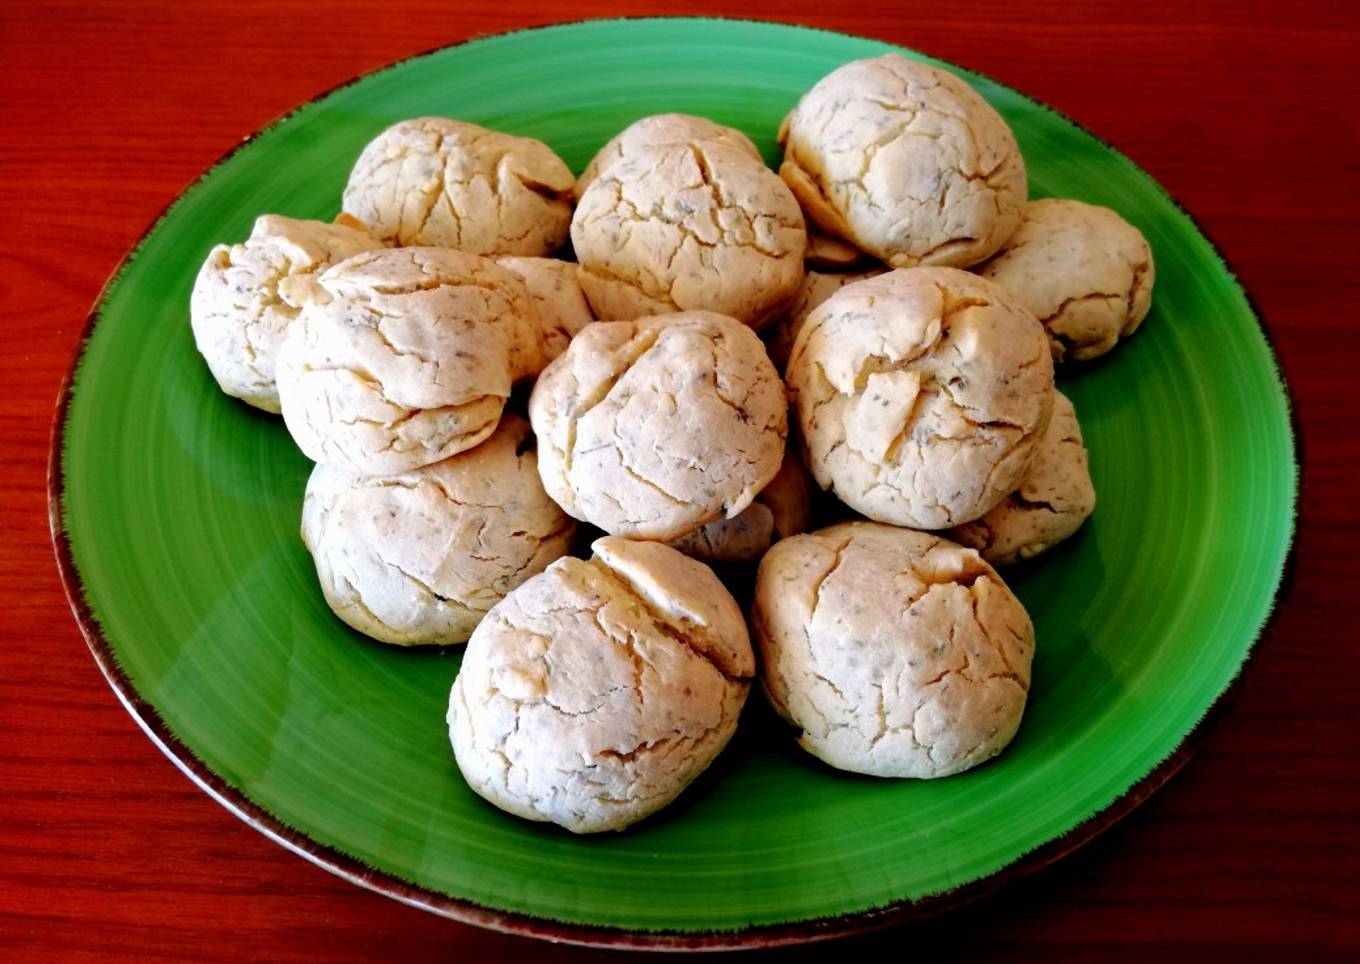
<box><xmin>3</xmin><ymin>0</ymin><xmax>1359</xmax><ymax>958</ymax></box>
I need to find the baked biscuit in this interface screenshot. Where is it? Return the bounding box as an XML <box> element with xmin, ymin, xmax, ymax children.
<box><xmin>753</xmin><ymin>521</ymin><xmax>1034</xmax><ymax>778</ymax></box>
<box><xmin>189</xmin><ymin>214</ymin><xmax>382</xmax><ymax>413</ymax></box>
<box><xmin>276</xmin><ymin>247</ymin><xmax>543</xmax><ymax>473</ymax></box>
<box><xmin>530</xmin><ymin>308</ymin><xmax>788</xmax><ymax>538</ymax></box>
<box><xmin>529</xmin><ymin>311</ymin><xmax>787</xmax><ymax>540</ymax></box>
<box><xmin>668</xmin><ymin>448</ymin><xmax>813</xmax><ymax>564</ymax></box>
<box><xmin>950</xmin><ymin>391</ymin><xmax>1095</xmax><ymax>563</ymax></box>
<box><xmin>342</xmin><ymin>117</ymin><xmax>574</xmax><ymax>255</ymax></box>
<box><xmin>763</xmin><ymin>267</ymin><xmax>887</xmax><ymax>373</ymax></box>
<box><xmin>495</xmin><ymin>256</ymin><xmax>594</xmax><ymax>362</ymax></box>
<box><xmin>449</xmin><ymin>537</ymin><xmax>754</xmax><ymax>833</ymax></box>
<box><xmin>780</xmin><ymin>55</ymin><xmax>1026</xmax><ymax>269</ymax></box>
<box><xmin>301</xmin><ymin>415</ymin><xmax>575</xmax><ymax>645</ymax></box>
<box><xmin>787</xmin><ymin>267</ymin><xmax>1054</xmax><ymax>529</ymax></box>
<box><xmin>572</xmin><ymin>140</ymin><xmax>806</xmax><ymax>328</ymax></box>
<box><xmin>575</xmin><ymin>113</ymin><xmax>762</xmax><ymax>199</ymax></box>
<box><xmin>977</xmin><ymin>198</ymin><xmax>1155</xmax><ymax>362</ymax></box>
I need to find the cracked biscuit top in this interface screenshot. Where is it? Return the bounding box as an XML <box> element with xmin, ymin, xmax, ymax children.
<box><xmin>300</xmin><ymin>414</ymin><xmax>575</xmax><ymax>646</ymax></box>
<box><xmin>977</xmin><ymin>198</ymin><xmax>1156</xmax><ymax>362</ymax></box>
<box><xmin>779</xmin><ymin>55</ymin><xmax>1027</xmax><ymax>270</ymax></box>
<box><xmin>342</xmin><ymin>117</ymin><xmax>575</xmax><ymax>255</ymax></box>
<box><xmin>950</xmin><ymin>391</ymin><xmax>1096</xmax><ymax>564</ymax></box>
<box><xmin>448</xmin><ymin>536</ymin><xmax>754</xmax><ymax>833</ymax></box>
<box><xmin>787</xmin><ymin>267</ymin><xmax>1054</xmax><ymax>529</ymax></box>
<box><xmin>529</xmin><ymin>311</ymin><xmax>788</xmax><ymax>541</ymax></box>
<box><xmin>189</xmin><ymin>214</ymin><xmax>383</xmax><ymax>413</ymax></box>
<box><xmin>276</xmin><ymin>246</ymin><xmax>544</xmax><ymax>474</ymax></box>
<box><xmin>571</xmin><ymin>140</ymin><xmax>807</xmax><ymax>329</ymax></box>
<box><xmin>763</xmin><ymin>267</ymin><xmax>888</xmax><ymax>373</ymax></box>
<box><xmin>574</xmin><ymin>113</ymin><xmax>762</xmax><ymax>199</ymax></box>
<box><xmin>495</xmin><ymin>256</ymin><xmax>595</xmax><ymax>362</ymax></box>
<box><xmin>753</xmin><ymin>521</ymin><xmax>1034</xmax><ymax>779</ymax></box>
<box><xmin>668</xmin><ymin>447</ymin><xmax>813</xmax><ymax>565</ymax></box>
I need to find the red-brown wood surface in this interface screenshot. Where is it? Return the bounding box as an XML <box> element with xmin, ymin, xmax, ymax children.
<box><xmin>4</xmin><ymin>1</ymin><xmax>1358</xmax><ymax>959</ymax></box>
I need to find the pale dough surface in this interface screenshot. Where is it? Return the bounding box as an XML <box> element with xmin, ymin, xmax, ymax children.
<box><xmin>780</xmin><ymin>55</ymin><xmax>1026</xmax><ymax>269</ymax></box>
<box><xmin>529</xmin><ymin>311</ymin><xmax>787</xmax><ymax>540</ymax></box>
<box><xmin>786</xmin><ymin>267</ymin><xmax>1054</xmax><ymax>529</ymax></box>
<box><xmin>763</xmin><ymin>267</ymin><xmax>887</xmax><ymax>373</ymax></box>
<box><xmin>805</xmin><ymin>227</ymin><xmax>871</xmax><ymax>269</ymax></box>
<box><xmin>753</xmin><ymin>521</ymin><xmax>1033</xmax><ymax>778</ymax></box>
<box><xmin>575</xmin><ymin>113</ymin><xmax>761</xmax><ymax>199</ymax></box>
<box><xmin>189</xmin><ymin>214</ymin><xmax>382</xmax><ymax>412</ymax></box>
<box><xmin>276</xmin><ymin>247</ymin><xmax>543</xmax><ymax>474</ymax></box>
<box><xmin>449</xmin><ymin>537</ymin><xmax>754</xmax><ymax>833</ymax></box>
<box><xmin>977</xmin><ymin>198</ymin><xmax>1155</xmax><ymax>362</ymax></box>
<box><xmin>668</xmin><ymin>448</ymin><xmax>813</xmax><ymax>564</ymax></box>
<box><xmin>950</xmin><ymin>391</ymin><xmax>1095</xmax><ymax>563</ymax></box>
<box><xmin>496</xmin><ymin>256</ymin><xmax>595</xmax><ymax>362</ymax></box>
<box><xmin>342</xmin><ymin>117</ymin><xmax>574</xmax><ymax>255</ymax></box>
<box><xmin>571</xmin><ymin>140</ymin><xmax>806</xmax><ymax>328</ymax></box>
<box><xmin>301</xmin><ymin>415</ymin><xmax>575</xmax><ymax>645</ymax></box>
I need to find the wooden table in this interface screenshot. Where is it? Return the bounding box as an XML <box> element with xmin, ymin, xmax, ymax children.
<box><xmin>5</xmin><ymin>1</ymin><xmax>1357</xmax><ymax>958</ymax></box>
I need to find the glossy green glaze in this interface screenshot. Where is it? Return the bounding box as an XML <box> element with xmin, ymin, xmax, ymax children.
<box><xmin>57</xmin><ymin>18</ymin><xmax>1295</xmax><ymax>934</ymax></box>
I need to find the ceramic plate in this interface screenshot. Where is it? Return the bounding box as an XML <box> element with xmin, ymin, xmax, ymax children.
<box><xmin>51</xmin><ymin>18</ymin><xmax>1296</xmax><ymax>949</ymax></box>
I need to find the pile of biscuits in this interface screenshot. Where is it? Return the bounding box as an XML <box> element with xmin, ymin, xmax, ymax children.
<box><xmin>190</xmin><ymin>54</ymin><xmax>1154</xmax><ymax>834</ymax></box>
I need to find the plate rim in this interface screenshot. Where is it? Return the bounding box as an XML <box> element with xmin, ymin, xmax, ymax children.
<box><xmin>46</xmin><ymin>15</ymin><xmax>1302</xmax><ymax>951</ymax></box>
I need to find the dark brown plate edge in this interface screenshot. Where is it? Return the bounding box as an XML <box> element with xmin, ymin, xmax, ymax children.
<box><xmin>45</xmin><ymin>15</ymin><xmax>1303</xmax><ymax>952</ymax></box>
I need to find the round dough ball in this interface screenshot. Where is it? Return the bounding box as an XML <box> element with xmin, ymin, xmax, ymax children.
<box><xmin>189</xmin><ymin>214</ymin><xmax>382</xmax><ymax>413</ymax></box>
<box><xmin>753</xmin><ymin>521</ymin><xmax>1034</xmax><ymax>778</ymax></box>
<box><xmin>529</xmin><ymin>311</ymin><xmax>788</xmax><ymax>540</ymax></box>
<box><xmin>780</xmin><ymin>55</ymin><xmax>1027</xmax><ymax>269</ymax></box>
<box><xmin>763</xmin><ymin>267</ymin><xmax>887</xmax><ymax>373</ymax></box>
<box><xmin>950</xmin><ymin>391</ymin><xmax>1095</xmax><ymax>563</ymax></box>
<box><xmin>301</xmin><ymin>415</ymin><xmax>575</xmax><ymax>645</ymax></box>
<box><xmin>787</xmin><ymin>267</ymin><xmax>1055</xmax><ymax>529</ymax></box>
<box><xmin>495</xmin><ymin>256</ymin><xmax>595</xmax><ymax>362</ymax></box>
<box><xmin>668</xmin><ymin>447</ymin><xmax>813</xmax><ymax>564</ymax></box>
<box><xmin>449</xmin><ymin>536</ymin><xmax>755</xmax><ymax>833</ymax></box>
<box><xmin>341</xmin><ymin>117</ymin><xmax>574</xmax><ymax>255</ymax></box>
<box><xmin>575</xmin><ymin>113</ymin><xmax>762</xmax><ymax>199</ymax></box>
<box><xmin>977</xmin><ymin>198</ymin><xmax>1156</xmax><ymax>362</ymax></box>
<box><xmin>276</xmin><ymin>247</ymin><xmax>543</xmax><ymax>474</ymax></box>
<box><xmin>571</xmin><ymin>140</ymin><xmax>806</xmax><ymax>328</ymax></box>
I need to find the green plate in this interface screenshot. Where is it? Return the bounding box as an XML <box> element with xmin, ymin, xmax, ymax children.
<box><xmin>51</xmin><ymin>18</ymin><xmax>1296</xmax><ymax>949</ymax></box>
